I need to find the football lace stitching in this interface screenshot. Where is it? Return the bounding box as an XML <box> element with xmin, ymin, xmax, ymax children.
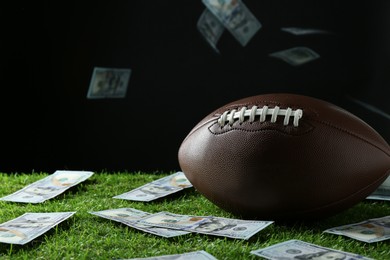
<box><xmin>218</xmin><ymin>106</ymin><xmax>303</xmax><ymax>127</ymax></box>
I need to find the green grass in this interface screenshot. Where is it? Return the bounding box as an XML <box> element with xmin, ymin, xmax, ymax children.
<box><xmin>0</xmin><ymin>171</ymin><xmax>389</xmax><ymax>260</ymax></box>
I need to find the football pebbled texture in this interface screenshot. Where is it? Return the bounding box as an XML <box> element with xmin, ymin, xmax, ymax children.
<box><xmin>178</xmin><ymin>93</ymin><xmax>390</xmax><ymax>220</ymax></box>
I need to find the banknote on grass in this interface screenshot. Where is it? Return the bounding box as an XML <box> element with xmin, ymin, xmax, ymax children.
<box><xmin>202</xmin><ymin>0</ymin><xmax>261</xmax><ymax>46</ymax></box>
<box><xmin>122</xmin><ymin>250</ymin><xmax>217</xmax><ymax>260</ymax></box>
<box><xmin>89</xmin><ymin>208</ymin><xmax>190</xmax><ymax>238</ymax></box>
<box><xmin>269</xmin><ymin>47</ymin><xmax>320</xmax><ymax>66</ymax></box>
<box><xmin>0</xmin><ymin>212</ymin><xmax>75</xmax><ymax>245</ymax></box>
<box><xmin>197</xmin><ymin>8</ymin><xmax>225</xmax><ymax>53</ymax></box>
<box><xmin>324</xmin><ymin>215</ymin><xmax>390</xmax><ymax>243</ymax></box>
<box><xmin>0</xmin><ymin>170</ymin><xmax>94</xmax><ymax>203</ymax></box>
<box><xmin>138</xmin><ymin>211</ymin><xmax>273</xmax><ymax>240</ymax></box>
<box><xmin>250</xmin><ymin>239</ymin><xmax>373</xmax><ymax>260</ymax></box>
<box><xmin>366</xmin><ymin>175</ymin><xmax>390</xmax><ymax>201</ymax></box>
<box><xmin>113</xmin><ymin>171</ymin><xmax>192</xmax><ymax>202</ymax></box>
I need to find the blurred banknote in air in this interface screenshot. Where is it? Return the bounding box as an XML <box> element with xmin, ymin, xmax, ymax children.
<box><xmin>197</xmin><ymin>8</ymin><xmax>225</xmax><ymax>53</ymax></box>
<box><xmin>281</xmin><ymin>27</ymin><xmax>331</xmax><ymax>35</ymax></box>
<box><xmin>202</xmin><ymin>0</ymin><xmax>261</xmax><ymax>46</ymax></box>
<box><xmin>87</xmin><ymin>67</ymin><xmax>131</xmax><ymax>99</ymax></box>
<box><xmin>269</xmin><ymin>46</ymin><xmax>320</xmax><ymax>66</ymax></box>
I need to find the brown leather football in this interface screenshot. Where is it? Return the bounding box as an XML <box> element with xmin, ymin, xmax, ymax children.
<box><xmin>178</xmin><ymin>93</ymin><xmax>390</xmax><ymax>220</ymax></box>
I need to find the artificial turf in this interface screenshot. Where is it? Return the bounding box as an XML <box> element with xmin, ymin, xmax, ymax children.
<box><xmin>0</xmin><ymin>171</ymin><xmax>389</xmax><ymax>259</ymax></box>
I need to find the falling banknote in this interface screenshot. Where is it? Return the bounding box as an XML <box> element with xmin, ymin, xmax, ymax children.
<box><xmin>0</xmin><ymin>170</ymin><xmax>94</xmax><ymax>203</ymax></box>
<box><xmin>250</xmin><ymin>239</ymin><xmax>373</xmax><ymax>260</ymax></box>
<box><xmin>138</xmin><ymin>211</ymin><xmax>273</xmax><ymax>240</ymax></box>
<box><xmin>197</xmin><ymin>8</ymin><xmax>225</xmax><ymax>53</ymax></box>
<box><xmin>269</xmin><ymin>46</ymin><xmax>320</xmax><ymax>66</ymax></box>
<box><xmin>324</xmin><ymin>215</ymin><xmax>390</xmax><ymax>243</ymax></box>
<box><xmin>113</xmin><ymin>171</ymin><xmax>192</xmax><ymax>202</ymax></box>
<box><xmin>0</xmin><ymin>212</ymin><xmax>76</xmax><ymax>245</ymax></box>
<box><xmin>280</xmin><ymin>27</ymin><xmax>331</xmax><ymax>36</ymax></box>
<box><xmin>202</xmin><ymin>0</ymin><xmax>261</xmax><ymax>46</ymax></box>
<box><xmin>89</xmin><ymin>208</ymin><xmax>190</xmax><ymax>238</ymax></box>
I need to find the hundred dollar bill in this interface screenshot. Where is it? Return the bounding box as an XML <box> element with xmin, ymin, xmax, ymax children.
<box><xmin>324</xmin><ymin>215</ymin><xmax>390</xmax><ymax>243</ymax></box>
<box><xmin>138</xmin><ymin>212</ymin><xmax>273</xmax><ymax>240</ymax></box>
<box><xmin>89</xmin><ymin>208</ymin><xmax>190</xmax><ymax>238</ymax></box>
<box><xmin>0</xmin><ymin>212</ymin><xmax>76</xmax><ymax>245</ymax></box>
<box><xmin>87</xmin><ymin>67</ymin><xmax>131</xmax><ymax>99</ymax></box>
<box><xmin>138</xmin><ymin>211</ymin><xmax>209</xmax><ymax>229</ymax></box>
<box><xmin>250</xmin><ymin>239</ymin><xmax>373</xmax><ymax>260</ymax></box>
<box><xmin>202</xmin><ymin>0</ymin><xmax>261</xmax><ymax>46</ymax></box>
<box><xmin>113</xmin><ymin>171</ymin><xmax>192</xmax><ymax>202</ymax></box>
<box><xmin>197</xmin><ymin>8</ymin><xmax>225</xmax><ymax>54</ymax></box>
<box><xmin>367</xmin><ymin>175</ymin><xmax>390</xmax><ymax>201</ymax></box>
<box><xmin>123</xmin><ymin>250</ymin><xmax>217</xmax><ymax>260</ymax></box>
<box><xmin>281</xmin><ymin>27</ymin><xmax>331</xmax><ymax>35</ymax></box>
<box><xmin>0</xmin><ymin>170</ymin><xmax>94</xmax><ymax>203</ymax></box>
<box><xmin>269</xmin><ymin>47</ymin><xmax>320</xmax><ymax>66</ymax></box>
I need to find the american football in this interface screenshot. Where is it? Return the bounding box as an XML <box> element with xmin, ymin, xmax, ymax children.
<box><xmin>178</xmin><ymin>93</ymin><xmax>390</xmax><ymax>220</ymax></box>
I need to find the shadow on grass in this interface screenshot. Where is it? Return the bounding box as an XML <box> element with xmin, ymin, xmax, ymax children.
<box><xmin>270</xmin><ymin>200</ymin><xmax>390</xmax><ymax>232</ymax></box>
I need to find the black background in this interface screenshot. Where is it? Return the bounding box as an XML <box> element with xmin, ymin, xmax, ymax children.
<box><xmin>1</xmin><ymin>1</ymin><xmax>389</xmax><ymax>173</ymax></box>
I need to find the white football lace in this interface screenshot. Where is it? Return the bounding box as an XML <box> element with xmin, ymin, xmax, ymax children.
<box><xmin>218</xmin><ymin>106</ymin><xmax>303</xmax><ymax>127</ymax></box>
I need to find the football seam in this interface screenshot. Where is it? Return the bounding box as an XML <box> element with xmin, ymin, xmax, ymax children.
<box><xmin>311</xmin><ymin>118</ymin><xmax>390</xmax><ymax>157</ymax></box>
<box><xmin>180</xmin><ymin>117</ymin><xmax>217</xmax><ymax>144</ymax></box>
<box><xmin>208</xmin><ymin>121</ymin><xmax>314</xmax><ymax>136</ymax></box>
<box><xmin>206</xmin><ymin>115</ymin><xmax>390</xmax><ymax>156</ymax></box>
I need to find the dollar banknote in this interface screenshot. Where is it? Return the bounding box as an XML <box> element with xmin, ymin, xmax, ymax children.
<box><xmin>367</xmin><ymin>175</ymin><xmax>390</xmax><ymax>201</ymax></box>
<box><xmin>123</xmin><ymin>250</ymin><xmax>217</xmax><ymax>260</ymax></box>
<box><xmin>197</xmin><ymin>8</ymin><xmax>225</xmax><ymax>53</ymax></box>
<box><xmin>0</xmin><ymin>212</ymin><xmax>76</xmax><ymax>245</ymax></box>
<box><xmin>269</xmin><ymin>47</ymin><xmax>320</xmax><ymax>66</ymax></box>
<box><xmin>138</xmin><ymin>212</ymin><xmax>273</xmax><ymax>240</ymax></box>
<box><xmin>113</xmin><ymin>171</ymin><xmax>192</xmax><ymax>202</ymax></box>
<box><xmin>202</xmin><ymin>0</ymin><xmax>261</xmax><ymax>46</ymax></box>
<box><xmin>87</xmin><ymin>67</ymin><xmax>131</xmax><ymax>99</ymax></box>
<box><xmin>0</xmin><ymin>170</ymin><xmax>94</xmax><ymax>203</ymax></box>
<box><xmin>324</xmin><ymin>215</ymin><xmax>390</xmax><ymax>243</ymax></box>
<box><xmin>281</xmin><ymin>27</ymin><xmax>331</xmax><ymax>35</ymax></box>
<box><xmin>250</xmin><ymin>239</ymin><xmax>373</xmax><ymax>260</ymax></box>
<box><xmin>89</xmin><ymin>208</ymin><xmax>190</xmax><ymax>238</ymax></box>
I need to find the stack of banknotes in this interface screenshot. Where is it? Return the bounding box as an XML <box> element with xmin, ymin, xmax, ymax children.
<box><xmin>90</xmin><ymin>207</ymin><xmax>273</xmax><ymax>240</ymax></box>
